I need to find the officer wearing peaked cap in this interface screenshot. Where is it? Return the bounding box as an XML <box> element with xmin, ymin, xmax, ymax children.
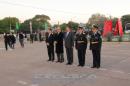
<box><xmin>90</xmin><ymin>24</ymin><xmax>102</xmax><ymax>69</ymax></box>
<box><xmin>75</xmin><ymin>26</ymin><xmax>87</xmax><ymax>67</ymax></box>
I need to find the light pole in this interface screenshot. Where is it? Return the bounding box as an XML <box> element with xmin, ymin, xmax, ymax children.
<box><xmin>30</xmin><ymin>21</ymin><xmax>32</xmax><ymax>34</ymax></box>
<box><xmin>9</xmin><ymin>17</ymin><xmax>11</xmax><ymax>33</ymax></box>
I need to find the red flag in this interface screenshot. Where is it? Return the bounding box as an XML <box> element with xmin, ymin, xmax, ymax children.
<box><xmin>113</xmin><ymin>21</ymin><xmax>119</xmax><ymax>35</ymax></box>
<box><xmin>103</xmin><ymin>20</ymin><xmax>113</xmax><ymax>37</ymax></box>
<box><xmin>118</xmin><ymin>19</ymin><xmax>123</xmax><ymax>37</ymax></box>
<box><xmin>113</xmin><ymin>19</ymin><xmax>123</xmax><ymax>37</ymax></box>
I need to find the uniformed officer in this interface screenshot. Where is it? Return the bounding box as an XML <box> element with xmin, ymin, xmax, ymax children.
<box><xmin>45</xmin><ymin>28</ymin><xmax>55</xmax><ymax>62</ymax></box>
<box><xmin>90</xmin><ymin>25</ymin><xmax>102</xmax><ymax>69</ymax></box>
<box><xmin>75</xmin><ymin>26</ymin><xmax>87</xmax><ymax>67</ymax></box>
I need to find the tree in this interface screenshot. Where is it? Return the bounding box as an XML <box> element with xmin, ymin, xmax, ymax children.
<box><xmin>60</xmin><ymin>23</ymin><xmax>67</xmax><ymax>31</ymax></box>
<box><xmin>0</xmin><ymin>17</ymin><xmax>19</xmax><ymax>33</ymax></box>
<box><xmin>20</xmin><ymin>14</ymin><xmax>51</xmax><ymax>32</ymax></box>
<box><xmin>121</xmin><ymin>14</ymin><xmax>130</xmax><ymax>31</ymax></box>
<box><xmin>87</xmin><ymin>13</ymin><xmax>108</xmax><ymax>28</ymax></box>
<box><xmin>67</xmin><ymin>21</ymin><xmax>79</xmax><ymax>31</ymax></box>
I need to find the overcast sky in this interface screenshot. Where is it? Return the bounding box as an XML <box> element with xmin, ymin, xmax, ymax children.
<box><xmin>0</xmin><ymin>0</ymin><xmax>130</xmax><ymax>24</ymax></box>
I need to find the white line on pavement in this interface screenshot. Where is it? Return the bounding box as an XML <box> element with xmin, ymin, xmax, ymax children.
<box><xmin>17</xmin><ymin>80</ymin><xmax>28</xmax><ymax>85</ymax></box>
<box><xmin>30</xmin><ymin>84</ymin><xmax>39</xmax><ymax>86</ymax></box>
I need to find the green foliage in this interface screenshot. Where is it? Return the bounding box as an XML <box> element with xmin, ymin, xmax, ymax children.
<box><xmin>121</xmin><ymin>14</ymin><xmax>130</xmax><ymax>31</ymax></box>
<box><xmin>60</xmin><ymin>23</ymin><xmax>67</xmax><ymax>31</ymax></box>
<box><xmin>0</xmin><ymin>17</ymin><xmax>19</xmax><ymax>33</ymax></box>
<box><xmin>53</xmin><ymin>21</ymin><xmax>79</xmax><ymax>31</ymax></box>
<box><xmin>87</xmin><ymin>13</ymin><xmax>118</xmax><ymax>30</ymax></box>
<box><xmin>20</xmin><ymin>14</ymin><xmax>51</xmax><ymax>32</ymax></box>
<box><xmin>67</xmin><ymin>21</ymin><xmax>79</xmax><ymax>31</ymax></box>
<box><xmin>87</xmin><ymin>13</ymin><xmax>108</xmax><ymax>28</ymax></box>
<box><xmin>0</xmin><ymin>13</ymin><xmax>129</xmax><ymax>33</ymax></box>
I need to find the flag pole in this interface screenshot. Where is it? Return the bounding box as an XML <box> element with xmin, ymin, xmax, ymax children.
<box><xmin>9</xmin><ymin>17</ymin><xmax>11</xmax><ymax>34</ymax></box>
<box><xmin>30</xmin><ymin>21</ymin><xmax>32</xmax><ymax>34</ymax></box>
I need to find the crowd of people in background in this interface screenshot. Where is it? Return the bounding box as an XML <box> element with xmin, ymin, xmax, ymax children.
<box><xmin>3</xmin><ymin>31</ymin><xmax>42</xmax><ymax>51</ymax></box>
<box><xmin>4</xmin><ymin>33</ymin><xmax>16</xmax><ymax>50</ymax></box>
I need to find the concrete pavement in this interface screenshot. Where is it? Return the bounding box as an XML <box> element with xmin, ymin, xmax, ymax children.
<box><xmin>0</xmin><ymin>41</ymin><xmax>130</xmax><ymax>86</ymax></box>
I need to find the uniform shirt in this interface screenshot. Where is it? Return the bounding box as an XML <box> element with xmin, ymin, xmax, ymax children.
<box><xmin>90</xmin><ymin>32</ymin><xmax>101</xmax><ymax>50</ymax></box>
<box><xmin>75</xmin><ymin>32</ymin><xmax>87</xmax><ymax>50</ymax></box>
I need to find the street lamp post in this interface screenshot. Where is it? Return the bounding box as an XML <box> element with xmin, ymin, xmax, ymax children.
<box><xmin>9</xmin><ymin>17</ymin><xmax>11</xmax><ymax>33</ymax></box>
<box><xmin>30</xmin><ymin>21</ymin><xmax>32</xmax><ymax>34</ymax></box>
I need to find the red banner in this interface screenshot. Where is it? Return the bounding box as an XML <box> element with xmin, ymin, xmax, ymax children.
<box><xmin>103</xmin><ymin>20</ymin><xmax>113</xmax><ymax>37</ymax></box>
<box><xmin>113</xmin><ymin>19</ymin><xmax>123</xmax><ymax>37</ymax></box>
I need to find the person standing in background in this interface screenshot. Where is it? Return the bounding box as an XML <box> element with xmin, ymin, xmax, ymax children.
<box><xmin>64</xmin><ymin>25</ymin><xmax>74</xmax><ymax>65</ymax></box>
<box><xmin>19</xmin><ymin>32</ymin><xmax>24</xmax><ymax>48</ymax></box>
<box><xmin>4</xmin><ymin>33</ymin><xmax>10</xmax><ymax>51</ymax></box>
<box><xmin>39</xmin><ymin>32</ymin><xmax>42</xmax><ymax>42</ymax></box>
<box><xmin>10</xmin><ymin>33</ymin><xmax>16</xmax><ymax>49</ymax></box>
<box><xmin>30</xmin><ymin>33</ymin><xmax>34</xmax><ymax>44</ymax></box>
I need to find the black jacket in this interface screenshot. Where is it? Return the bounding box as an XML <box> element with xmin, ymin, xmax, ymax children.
<box><xmin>90</xmin><ymin>32</ymin><xmax>101</xmax><ymax>50</ymax></box>
<box><xmin>19</xmin><ymin>34</ymin><xmax>24</xmax><ymax>40</ymax></box>
<box><xmin>45</xmin><ymin>33</ymin><xmax>55</xmax><ymax>47</ymax></box>
<box><xmin>4</xmin><ymin>35</ymin><xmax>10</xmax><ymax>43</ymax></box>
<box><xmin>75</xmin><ymin>33</ymin><xmax>87</xmax><ymax>50</ymax></box>
<box><xmin>10</xmin><ymin>35</ymin><xmax>16</xmax><ymax>44</ymax></box>
<box><xmin>55</xmin><ymin>32</ymin><xmax>64</xmax><ymax>53</ymax></box>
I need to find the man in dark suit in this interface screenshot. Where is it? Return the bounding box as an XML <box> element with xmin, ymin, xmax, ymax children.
<box><xmin>64</xmin><ymin>26</ymin><xmax>74</xmax><ymax>65</ymax></box>
<box><xmin>55</xmin><ymin>27</ymin><xmax>64</xmax><ymax>63</ymax></box>
<box><xmin>45</xmin><ymin>28</ymin><xmax>55</xmax><ymax>62</ymax></box>
<box><xmin>90</xmin><ymin>25</ymin><xmax>102</xmax><ymax>69</ymax></box>
<box><xmin>4</xmin><ymin>33</ymin><xmax>10</xmax><ymax>51</ymax></box>
<box><xmin>10</xmin><ymin>33</ymin><xmax>16</xmax><ymax>49</ymax></box>
<box><xmin>19</xmin><ymin>32</ymin><xmax>24</xmax><ymax>48</ymax></box>
<box><xmin>75</xmin><ymin>26</ymin><xmax>87</xmax><ymax>67</ymax></box>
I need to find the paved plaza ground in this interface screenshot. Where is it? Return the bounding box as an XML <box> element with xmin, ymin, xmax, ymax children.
<box><xmin>0</xmin><ymin>41</ymin><xmax>130</xmax><ymax>86</ymax></box>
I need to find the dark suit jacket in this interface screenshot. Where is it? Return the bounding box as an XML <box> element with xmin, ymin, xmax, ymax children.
<box><xmin>64</xmin><ymin>32</ymin><xmax>74</xmax><ymax>48</ymax></box>
<box><xmin>55</xmin><ymin>32</ymin><xmax>64</xmax><ymax>53</ymax></box>
<box><xmin>45</xmin><ymin>33</ymin><xmax>54</xmax><ymax>47</ymax></box>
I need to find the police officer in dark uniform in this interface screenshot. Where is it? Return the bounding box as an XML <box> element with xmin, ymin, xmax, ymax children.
<box><xmin>45</xmin><ymin>28</ymin><xmax>55</xmax><ymax>62</ymax></box>
<box><xmin>55</xmin><ymin>27</ymin><xmax>64</xmax><ymax>63</ymax></box>
<box><xmin>90</xmin><ymin>25</ymin><xmax>102</xmax><ymax>69</ymax></box>
<box><xmin>75</xmin><ymin>26</ymin><xmax>87</xmax><ymax>67</ymax></box>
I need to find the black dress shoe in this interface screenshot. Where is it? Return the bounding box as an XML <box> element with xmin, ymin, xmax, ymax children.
<box><xmin>80</xmin><ymin>65</ymin><xmax>85</xmax><ymax>67</ymax></box>
<box><xmin>51</xmin><ymin>60</ymin><xmax>54</xmax><ymax>62</ymax></box>
<box><xmin>96</xmin><ymin>67</ymin><xmax>100</xmax><ymax>69</ymax></box>
<box><xmin>66</xmin><ymin>63</ymin><xmax>69</xmax><ymax>65</ymax></box>
<box><xmin>66</xmin><ymin>63</ymin><xmax>72</xmax><ymax>65</ymax></box>
<box><xmin>56</xmin><ymin>61</ymin><xmax>60</xmax><ymax>63</ymax></box>
<box><xmin>77</xmin><ymin>65</ymin><xmax>81</xmax><ymax>66</ymax></box>
<box><xmin>91</xmin><ymin>66</ymin><xmax>96</xmax><ymax>68</ymax></box>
